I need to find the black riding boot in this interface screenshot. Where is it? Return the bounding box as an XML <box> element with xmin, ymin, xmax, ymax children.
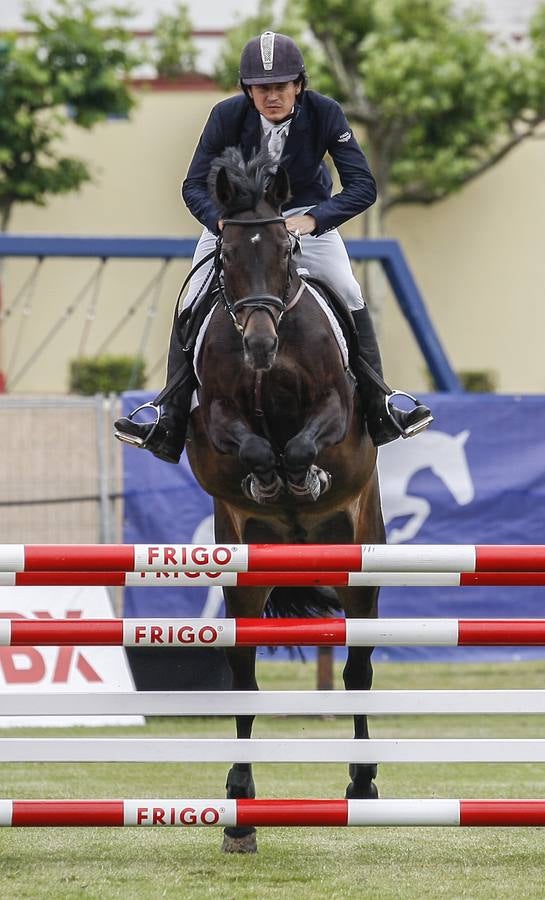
<box><xmin>352</xmin><ymin>307</ymin><xmax>433</xmax><ymax>446</ymax></box>
<box><xmin>114</xmin><ymin>326</ymin><xmax>194</xmax><ymax>465</ymax></box>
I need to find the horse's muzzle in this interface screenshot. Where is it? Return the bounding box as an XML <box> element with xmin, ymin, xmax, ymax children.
<box><xmin>243</xmin><ymin>332</ymin><xmax>279</xmax><ymax>371</ymax></box>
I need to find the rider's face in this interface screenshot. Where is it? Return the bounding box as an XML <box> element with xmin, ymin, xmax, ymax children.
<box><xmin>248</xmin><ymin>81</ymin><xmax>301</xmax><ymax>122</ymax></box>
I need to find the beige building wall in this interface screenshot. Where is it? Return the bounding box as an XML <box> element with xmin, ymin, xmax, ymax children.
<box><xmin>3</xmin><ymin>87</ymin><xmax>544</xmax><ymax>394</ymax></box>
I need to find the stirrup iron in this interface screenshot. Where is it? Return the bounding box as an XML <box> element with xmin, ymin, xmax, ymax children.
<box><xmin>114</xmin><ymin>402</ymin><xmax>161</xmax><ymax>448</ymax></box>
<box><xmin>385</xmin><ymin>391</ymin><xmax>434</xmax><ymax>439</ymax></box>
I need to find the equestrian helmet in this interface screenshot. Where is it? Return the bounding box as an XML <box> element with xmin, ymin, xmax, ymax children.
<box><xmin>239</xmin><ymin>31</ymin><xmax>305</xmax><ymax>85</ymax></box>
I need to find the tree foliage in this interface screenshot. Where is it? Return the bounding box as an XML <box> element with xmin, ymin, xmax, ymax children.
<box><xmin>215</xmin><ymin>0</ymin><xmax>545</xmax><ymax>226</ymax></box>
<box><xmin>214</xmin><ymin>0</ymin><xmax>337</xmax><ymax>95</ymax></box>
<box><xmin>152</xmin><ymin>2</ymin><xmax>198</xmax><ymax>79</ymax></box>
<box><xmin>0</xmin><ymin>0</ymin><xmax>136</xmax><ymax>230</ymax></box>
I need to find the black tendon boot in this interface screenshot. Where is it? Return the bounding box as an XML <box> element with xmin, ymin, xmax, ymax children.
<box><xmin>114</xmin><ymin>326</ymin><xmax>195</xmax><ymax>464</ymax></box>
<box><xmin>352</xmin><ymin>307</ymin><xmax>433</xmax><ymax>446</ymax></box>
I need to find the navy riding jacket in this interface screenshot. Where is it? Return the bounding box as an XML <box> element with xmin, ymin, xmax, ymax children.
<box><xmin>181</xmin><ymin>90</ymin><xmax>377</xmax><ymax>237</ymax></box>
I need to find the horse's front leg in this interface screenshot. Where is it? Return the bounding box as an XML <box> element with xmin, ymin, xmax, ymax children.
<box><xmin>339</xmin><ymin>587</ymin><xmax>380</xmax><ymax>800</ymax></box>
<box><xmin>283</xmin><ymin>389</ymin><xmax>349</xmax><ymax>500</ymax></box>
<box><xmin>207</xmin><ymin>399</ymin><xmax>283</xmax><ymax>503</ymax></box>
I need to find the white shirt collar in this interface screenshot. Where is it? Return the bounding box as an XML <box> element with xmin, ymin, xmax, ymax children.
<box><xmin>260</xmin><ymin>108</ymin><xmax>295</xmax><ymax>135</ymax></box>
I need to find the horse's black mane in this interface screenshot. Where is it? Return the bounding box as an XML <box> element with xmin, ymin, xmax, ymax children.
<box><xmin>208</xmin><ymin>146</ymin><xmax>278</xmax><ymax>216</ymax></box>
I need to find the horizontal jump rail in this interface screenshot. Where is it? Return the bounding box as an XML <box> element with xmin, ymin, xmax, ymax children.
<box><xmin>1</xmin><ymin>798</ymin><xmax>544</xmax><ymax>827</ymax></box>
<box><xmin>4</xmin><ymin>571</ymin><xmax>545</xmax><ymax>587</ymax></box>
<box><xmin>6</xmin><ymin>690</ymin><xmax>545</xmax><ymax>717</ymax></box>
<box><xmin>5</xmin><ymin>738</ymin><xmax>545</xmax><ymax>763</ymax></box>
<box><xmin>2</xmin><ymin>543</ymin><xmax>545</xmax><ymax>573</ymax></box>
<box><xmin>3</xmin><ymin>617</ymin><xmax>545</xmax><ymax>647</ymax></box>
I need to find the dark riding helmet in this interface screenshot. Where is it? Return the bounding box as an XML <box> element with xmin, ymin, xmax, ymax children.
<box><xmin>239</xmin><ymin>31</ymin><xmax>306</xmax><ymax>86</ymax></box>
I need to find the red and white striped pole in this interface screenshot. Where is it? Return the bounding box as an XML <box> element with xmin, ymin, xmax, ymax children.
<box><xmin>2</xmin><ymin>544</ymin><xmax>545</xmax><ymax>573</ymax></box>
<box><xmin>2</xmin><ymin>799</ymin><xmax>545</xmax><ymax>827</ymax></box>
<box><xmin>3</xmin><ymin>617</ymin><xmax>545</xmax><ymax>647</ymax></box>
<box><xmin>1</xmin><ymin>570</ymin><xmax>545</xmax><ymax>587</ymax></box>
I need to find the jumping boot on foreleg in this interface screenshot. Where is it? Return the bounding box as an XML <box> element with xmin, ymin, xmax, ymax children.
<box><xmin>351</xmin><ymin>307</ymin><xmax>433</xmax><ymax>446</ymax></box>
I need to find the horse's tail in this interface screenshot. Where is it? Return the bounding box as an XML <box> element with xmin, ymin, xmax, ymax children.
<box><xmin>265</xmin><ymin>586</ymin><xmax>340</xmax><ymax>618</ymax></box>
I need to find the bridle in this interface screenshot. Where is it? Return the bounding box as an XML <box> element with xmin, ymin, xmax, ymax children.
<box><xmin>215</xmin><ymin>215</ymin><xmax>297</xmax><ymax>336</ymax></box>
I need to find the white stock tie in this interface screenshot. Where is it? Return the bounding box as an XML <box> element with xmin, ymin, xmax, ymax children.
<box><xmin>267</xmin><ymin>120</ymin><xmax>290</xmax><ymax>162</ymax></box>
<box><xmin>268</xmin><ymin>125</ymin><xmax>284</xmax><ymax>162</ymax></box>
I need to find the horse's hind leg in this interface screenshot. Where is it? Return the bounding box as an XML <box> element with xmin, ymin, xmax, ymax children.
<box><xmin>221</xmin><ymin>585</ymin><xmax>266</xmax><ymax>854</ymax></box>
<box><xmin>340</xmin><ymin>587</ymin><xmax>379</xmax><ymax>799</ymax></box>
<box><xmin>222</xmin><ymin>645</ymin><xmax>258</xmax><ymax>853</ymax></box>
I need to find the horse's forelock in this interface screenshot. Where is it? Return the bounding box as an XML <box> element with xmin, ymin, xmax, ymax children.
<box><xmin>208</xmin><ymin>146</ymin><xmax>276</xmax><ymax>216</ymax></box>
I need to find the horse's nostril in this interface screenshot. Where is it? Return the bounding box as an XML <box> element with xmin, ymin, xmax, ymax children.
<box><xmin>245</xmin><ymin>334</ymin><xmax>277</xmax><ymax>355</ymax></box>
<box><xmin>243</xmin><ymin>333</ymin><xmax>278</xmax><ymax>370</ymax></box>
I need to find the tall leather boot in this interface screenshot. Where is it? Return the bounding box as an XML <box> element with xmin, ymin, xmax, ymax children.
<box><xmin>352</xmin><ymin>306</ymin><xmax>433</xmax><ymax>446</ymax></box>
<box><xmin>114</xmin><ymin>325</ymin><xmax>195</xmax><ymax>464</ymax></box>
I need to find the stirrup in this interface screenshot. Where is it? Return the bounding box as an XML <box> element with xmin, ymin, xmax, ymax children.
<box><xmin>385</xmin><ymin>391</ymin><xmax>434</xmax><ymax>439</ymax></box>
<box><xmin>114</xmin><ymin>402</ymin><xmax>161</xmax><ymax>448</ymax></box>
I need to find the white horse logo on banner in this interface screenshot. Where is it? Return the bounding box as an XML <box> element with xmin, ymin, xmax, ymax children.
<box><xmin>379</xmin><ymin>429</ymin><xmax>474</xmax><ymax>544</ymax></box>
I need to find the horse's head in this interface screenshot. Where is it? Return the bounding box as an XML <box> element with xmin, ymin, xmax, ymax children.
<box><xmin>209</xmin><ymin>147</ymin><xmax>294</xmax><ymax>371</ymax></box>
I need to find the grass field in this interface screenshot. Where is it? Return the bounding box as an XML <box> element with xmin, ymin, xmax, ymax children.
<box><xmin>2</xmin><ymin>659</ymin><xmax>545</xmax><ymax>899</ymax></box>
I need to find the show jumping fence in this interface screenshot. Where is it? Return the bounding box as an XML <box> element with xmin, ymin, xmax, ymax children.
<box><xmin>4</xmin><ymin>541</ymin><xmax>545</xmax><ymax>830</ymax></box>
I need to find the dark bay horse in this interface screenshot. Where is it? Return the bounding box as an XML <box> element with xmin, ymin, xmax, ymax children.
<box><xmin>185</xmin><ymin>148</ymin><xmax>386</xmax><ymax>853</ymax></box>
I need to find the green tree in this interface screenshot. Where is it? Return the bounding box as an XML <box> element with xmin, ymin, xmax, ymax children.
<box><xmin>152</xmin><ymin>2</ymin><xmax>197</xmax><ymax>79</ymax></box>
<box><xmin>216</xmin><ymin>0</ymin><xmax>545</xmax><ymax>234</ymax></box>
<box><xmin>0</xmin><ymin>0</ymin><xmax>137</xmax><ymax>231</ymax></box>
<box><xmin>214</xmin><ymin>0</ymin><xmax>275</xmax><ymax>87</ymax></box>
<box><xmin>214</xmin><ymin>0</ymin><xmax>336</xmax><ymax>94</ymax></box>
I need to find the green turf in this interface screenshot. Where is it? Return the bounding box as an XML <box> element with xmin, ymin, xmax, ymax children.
<box><xmin>2</xmin><ymin>660</ymin><xmax>545</xmax><ymax>898</ymax></box>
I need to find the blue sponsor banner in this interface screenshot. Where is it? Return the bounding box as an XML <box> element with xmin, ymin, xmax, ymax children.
<box><xmin>121</xmin><ymin>392</ymin><xmax>545</xmax><ymax>662</ymax></box>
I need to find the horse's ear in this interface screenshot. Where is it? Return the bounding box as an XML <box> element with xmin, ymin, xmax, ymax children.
<box><xmin>266</xmin><ymin>166</ymin><xmax>291</xmax><ymax>211</ymax></box>
<box><xmin>216</xmin><ymin>166</ymin><xmax>234</xmax><ymax>209</ymax></box>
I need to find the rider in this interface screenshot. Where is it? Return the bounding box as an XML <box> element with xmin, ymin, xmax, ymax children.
<box><xmin>115</xmin><ymin>31</ymin><xmax>433</xmax><ymax>463</ymax></box>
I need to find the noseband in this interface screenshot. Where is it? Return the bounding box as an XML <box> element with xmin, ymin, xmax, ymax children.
<box><xmin>216</xmin><ymin>216</ymin><xmax>294</xmax><ymax>335</ymax></box>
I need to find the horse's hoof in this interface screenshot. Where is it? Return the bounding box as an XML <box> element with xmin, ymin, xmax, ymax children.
<box><xmin>241</xmin><ymin>472</ymin><xmax>284</xmax><ymax>504</ymax></box>
<box><xmin>345</xmin><ymin>780</ymin><xmax>379</xmax><ymax>800</ymax></box>
<box><xmin>222</xmin><ymin>832</ymin><xmax>258</xmax><ymax>854</ymax></box>
<box><xmin>287</xmin><ymin>465</ymin><xmax>331</xmax><ymax>502</ymax></box>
